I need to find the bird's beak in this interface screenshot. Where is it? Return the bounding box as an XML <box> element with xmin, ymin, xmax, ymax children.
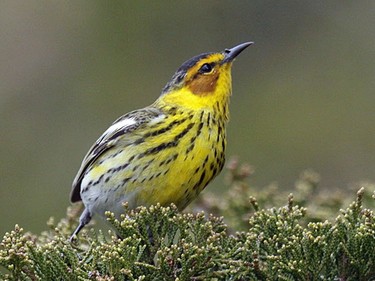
<box><xmin>223</xmin><ymin>42</ymin><xmax>254</xmax><ymax>63</ymax></box>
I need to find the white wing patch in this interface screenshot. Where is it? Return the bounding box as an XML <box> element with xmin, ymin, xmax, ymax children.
<box><xmin>97</xmin><ymin>117</ymin><xmax>137</xmax><ymax>143</ymax></box>
<box><xmin>148</xmin><ymin>114</ymin><xmax>166</xmax><ymax>125</ymax></box>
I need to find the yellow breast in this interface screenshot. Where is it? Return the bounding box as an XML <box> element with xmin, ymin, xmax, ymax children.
<box><xmin>82</xmin><ymin>107</ymin><xmax>226</xmax><ymax>215</ymax></box>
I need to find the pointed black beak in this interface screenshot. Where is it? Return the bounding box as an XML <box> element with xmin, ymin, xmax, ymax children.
<box><xmin>223</xmin><ymin>42</ymin><xmax>254</xmax><ymax>63</ymax></box>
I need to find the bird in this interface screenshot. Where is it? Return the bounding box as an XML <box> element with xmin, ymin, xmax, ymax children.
<box><xmin>69</xmin><ymin>42</ymin><xmax>253</xmax><ymax>240</ymax></box>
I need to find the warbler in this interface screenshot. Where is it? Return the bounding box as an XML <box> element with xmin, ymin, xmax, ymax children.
<box><xmin>70</xmin><ymin>42</ymin><xmax>253</xmax><ymax>240</ymax></box>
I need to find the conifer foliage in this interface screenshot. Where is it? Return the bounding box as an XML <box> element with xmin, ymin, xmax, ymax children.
<box><xmin>1</xmin><ymin>162</ymin><xmax>374</xmax><ymax>280</ymax></box>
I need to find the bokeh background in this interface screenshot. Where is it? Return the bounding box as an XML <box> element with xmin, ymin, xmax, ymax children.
<box><xmin>1</xmin><ymin>2</ymin><xmax>374</xmax><ymax>236</ymax></box>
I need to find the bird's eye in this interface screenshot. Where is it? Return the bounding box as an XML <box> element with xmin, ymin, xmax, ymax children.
<box><xmin>199</xmin><ymin>63</ymin><xmax>213</xmax><ymax>74</ymax></box>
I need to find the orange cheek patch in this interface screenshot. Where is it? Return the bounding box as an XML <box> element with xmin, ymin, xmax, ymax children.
<box><xmin>187</xmin><ymin>72</ymin><xmax>219</xmax><ymax>96</ymax></box>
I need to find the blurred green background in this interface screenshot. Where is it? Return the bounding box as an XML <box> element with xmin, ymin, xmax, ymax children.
<box><xmin>1</xmin><ymin>1</ymin><xmax>374</xmax><ymax>236</ymax></box>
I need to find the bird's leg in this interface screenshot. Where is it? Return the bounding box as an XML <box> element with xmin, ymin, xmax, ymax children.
<box><xmin>69</xmin><ymin>208</ymin><xmax>92</xmax><ymax>242</ymax></box>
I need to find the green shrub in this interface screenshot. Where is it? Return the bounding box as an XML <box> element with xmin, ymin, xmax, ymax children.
<box><xmin>1</xmin><ymin>160</ymin><xmax>374</xmax><ymax>280</ymax></box>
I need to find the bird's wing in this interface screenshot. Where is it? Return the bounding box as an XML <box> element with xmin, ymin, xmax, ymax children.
<box><xmin>70</xmin><ymin>107</ymin><xmax>164</xmax><ymax>202</ymax></box>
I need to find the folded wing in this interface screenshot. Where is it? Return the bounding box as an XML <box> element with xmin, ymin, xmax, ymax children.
<box><xmin>70</xmin><ymin>107</ymin><xmax>164</xmax><ymax>202</ymax></box>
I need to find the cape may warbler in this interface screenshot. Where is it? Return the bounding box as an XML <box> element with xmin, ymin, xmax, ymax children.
<box><xmin>70</xmin><ymin>42</ymin><xmax>253</xmax><ymax>240</ymax></box>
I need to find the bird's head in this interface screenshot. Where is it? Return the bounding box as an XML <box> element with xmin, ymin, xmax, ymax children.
<box><xmin>157</xmin><ymin>42</ymin><xmax>253</xmax><ymax>114</ymax></box>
